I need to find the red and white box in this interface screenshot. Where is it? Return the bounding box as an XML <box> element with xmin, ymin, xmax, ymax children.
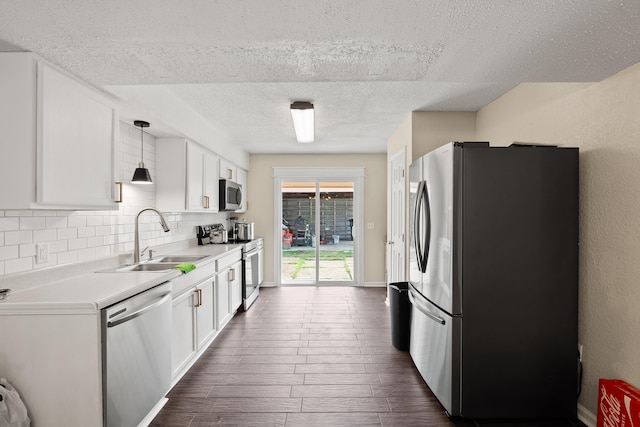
<box><xmin>597</xmin><ymin>379</ymin><xmax>640</xmax><ymax>427</ymax></box>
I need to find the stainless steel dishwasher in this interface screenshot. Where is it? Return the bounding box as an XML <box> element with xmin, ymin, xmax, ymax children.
<box><xmin>101</xmin><ymin>281</ymin><xmax>172</xmax><ymax>427</ymax></box>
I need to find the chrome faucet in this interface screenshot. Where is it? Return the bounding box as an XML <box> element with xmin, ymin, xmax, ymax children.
<box><xmin>134</xmin><ymin>207</ymin><xmax>170</xmax><ymax>263</ymax></box>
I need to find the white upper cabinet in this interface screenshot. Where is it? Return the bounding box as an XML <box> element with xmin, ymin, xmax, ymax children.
<box><xmin>0</xmin><ymin>52</ymin><xmax>119</xmax><ymax>209</ymax></box>
<box><xmin>219</xmin><ymin>158</ymin><xmax>237</xmax><ymax>181</ymax></box>
<box><xmin>156</xmin><ymin>138</ymin><xmax>219</xmax><ymax>212</ymax></box>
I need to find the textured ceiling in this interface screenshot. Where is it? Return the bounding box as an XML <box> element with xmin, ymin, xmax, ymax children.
<box><xmin>1</xmin><ymin>1</ymin><xmax>639</xmax><ymax>154</ymax></box>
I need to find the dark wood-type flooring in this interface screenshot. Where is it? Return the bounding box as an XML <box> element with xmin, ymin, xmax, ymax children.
<box><xmin>151</xmin><ymin>286</ymin><xmax>586</xmax><ymax>427</ymax></box>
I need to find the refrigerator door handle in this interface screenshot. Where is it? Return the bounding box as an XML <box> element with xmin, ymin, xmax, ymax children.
<box><xmin>422</xmin><ymin>180</ymin><xmax>431</xmax><ymax>273</ymax></box>
<box><xmin>408</xmin><ymin>288</ymin><xmax>446</xmax><ymax>325</ymax></box>
<box><xmin>414</xmin><ymin>180</ymin><xmax>425</xmax><ymax>271</ymax></box>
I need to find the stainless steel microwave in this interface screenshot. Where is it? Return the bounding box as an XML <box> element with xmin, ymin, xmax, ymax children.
<box><xmin>219</xmin><ymin>179</ymin><xmax>242</xmax><ymax>211</ymax></box>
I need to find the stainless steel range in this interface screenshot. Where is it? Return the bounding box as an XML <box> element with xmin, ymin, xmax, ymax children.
<box><xmin>240</xmin><ymin>237</ymin><xmax>263</xmax><ymax>310</ymax></box>
<box><xmin>196</xmin><ymin>224</ymin><xmax>263</xmax><ymax>310</ymax></box>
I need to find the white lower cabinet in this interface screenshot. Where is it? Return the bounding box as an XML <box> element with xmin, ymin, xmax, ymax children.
<box><xmin>230</xmin><ymin>260</ymin><xmax>243</xmax><ymax>312</ymax></box>
<box><xmin>195</xmin><ymin>279</ymin><xmax>216</xmax><ymax>348</ymax></box>
<box><xmin>171</xmin><ymin>249</ymin><xmax>242</xmax><ymax>382</ymax></box>
<box><xmin>171</xmin><ymin>289</ymin><xmax>197</xmax><ymax>378</ymax></box>
<box><xmin>216</xmin><ymin>270</ymin><xmax>232</xmax><ymax>330</ymax></box>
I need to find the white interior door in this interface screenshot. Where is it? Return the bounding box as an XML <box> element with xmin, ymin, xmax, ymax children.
<box><xmin>388</xmin><ymin>149</ymin><xmax>406</xmax><ymax>284</ymax></box>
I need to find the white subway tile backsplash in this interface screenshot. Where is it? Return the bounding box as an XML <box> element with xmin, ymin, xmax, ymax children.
<box><xmin>57</xmin><ymin>228</ymin><xmax>78</xmax><ymax>240</ymax></box>
<box><xmin>0</xmin><ymin>245</ymin><xmax>19</xmax><ymax>260</ymax></box>
<box><xmin>77</xmin><ymin>248</ymin><xmax>97</xmax><ymax>261</ymax></box>
<box><xmin>5</xmin><ymin>230</ymin><xmax>32</xmax><ymax>245</ymax></box>
<box><xmin>0</xmin><ymin>217</ymin><xmax>20</xmax><ymax>231</ymax></box>
<box><xmin>45</xmin><ymin>216</ymin><xmax>67</xmax><ymax>229</ymax></box>
<box><xmin>86</xmin><ymin>216</ymin><xmax>104</xmax><ymax>227</ymax></box>
<box><xmin>5</xmin><ymin>257</ymin><xmax>33</xmax><ymax>274</ymax></box>
<box><xmin>20</xmin><ymin>217</ymin><xmax>46</xmax><ymax>230</ymax></box>
<box><xmin>87</xmin><ymin>236</ymin><xmax>104</xmax><ymax>248</ymax></box>
<box><xmin>78</xmin><ymin>227</ymin><xmax>96</xmax><ymax>238</ymax></box>
<box><xmin>68</xmin><ymin>215</ymin><xmax>87</xmax><ymax>227</ymax></box>
<box><xmin>50</xmin><ymin>240</ymin><xmax>68</xmax><ymax>254</ymax></box>
<box><xmin>33</xmin><ymin>229</ymin><xmax>57</xmax><ymax>243</ymax></box>
<box><xmin>68</xmin><ymin>238</ymin><xmax>88</xmax><ymax>250</ymax></box>
<box><xmin>19</xmin><ymin>243</ymin><xmax>36</xmax><ymax>258</ymax></box>
<box><xmin>58</xmin><ymin>251</ymin><xmax>78</xmax><ymax>265</ymax></box>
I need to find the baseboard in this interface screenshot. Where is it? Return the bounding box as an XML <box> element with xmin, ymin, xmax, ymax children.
<box><xmin>577</xmin><ymin>403</ymin><xmax>597</xmax><ymax>427</ymax></box>
<box><xmin>261</xmin><ymin>282</ymin><xmax>386</xmax><ymax>287</ymax></box>
<box><xmin>363</xmin><ymin>281</ymin><xmax>386</xmax><ymax>287</ymax></box>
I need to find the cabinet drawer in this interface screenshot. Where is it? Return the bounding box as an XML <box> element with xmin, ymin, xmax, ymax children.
<box><xmin>217</xmin><ymin>250</ymin><xmax>242</xmax><ymax>271</ymax></box>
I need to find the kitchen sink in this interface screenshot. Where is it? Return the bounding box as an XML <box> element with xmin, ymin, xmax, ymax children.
<box><xmin>98</xmin><ymin>254</ymin><xmax>210</xmax><ymax>273</ymax></box>
<box><xmin>152</xmin><ymin>255</ymin><xmax>210</xmax><ymax>263</ymax></box>
<box><xmin>99</xmin><ymin>262</ymin><xmax>182</xmax><ymax>273</ymax></box>
<box><xmin>116</xmin><ymin>263</ymin><xmax>181</xmax><ymax>272</ymax></box>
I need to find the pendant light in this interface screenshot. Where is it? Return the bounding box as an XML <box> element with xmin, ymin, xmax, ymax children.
<box><xmin>131</xmin><ymin>120</ymin><xmax>153</xmax><ymax>184</ymax></box>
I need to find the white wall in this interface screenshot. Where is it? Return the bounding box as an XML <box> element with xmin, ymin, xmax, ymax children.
<box><xmin>0</xmin><ymin>122</ymin><xmax>228</xmax><ymax>278</ymax></box>
<box><xmin>477</xmin><ymin>61</ymin><xmax>640</xmax><ymax>416</ymax></box>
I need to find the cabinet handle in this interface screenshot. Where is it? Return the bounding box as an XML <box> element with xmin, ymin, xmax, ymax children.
<box><xmin>229</xmin><ymin>268</ymin><xmax>235</xmax><ymax>282</ymax></box>
<box><xmin>203</xmin><ymin>195</ymin><xmax>210</xmax><ymax>209</ymax></box>
<box><xmin>115</xmin><ymin>181</ymin><xmax>123</xmax><ymax>203</ymax></box>
<box><xmin>227</xmin><ymin>168</ymin><xmax>233</xmax><ymax>180</ymax></box>
<box><xmin>194</xmin><ymin>288</ymin><xmax>203</xmax><ymax>307</ymax></box>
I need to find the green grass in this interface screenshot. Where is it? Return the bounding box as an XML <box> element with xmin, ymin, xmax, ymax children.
<box><xmin>283</xmin><ymin>250</ymin><xmax>354</xmax><ymax>280</ymax></box>
<box><xmin>283</xmin><ymin>250</ymin><xmax>353</xmax><ymax>260</ymax></box>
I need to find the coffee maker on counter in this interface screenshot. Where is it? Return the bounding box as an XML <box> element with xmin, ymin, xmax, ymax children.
<box><xmin>196</xmin><ymin>223</ymin><xmax>228</xmax><ymax>245</ymax></box>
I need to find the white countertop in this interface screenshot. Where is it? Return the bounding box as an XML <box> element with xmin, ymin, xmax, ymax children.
<box><xmin>0</xmin><ymin>243</ymin><xmax>243</xmax><ymax>314</ymax></box>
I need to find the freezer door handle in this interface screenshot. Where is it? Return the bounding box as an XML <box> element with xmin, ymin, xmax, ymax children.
<box><xmin>408</xmin><ymin>288</ymin><xmax>446</xmax><ymax>325</ymax></box>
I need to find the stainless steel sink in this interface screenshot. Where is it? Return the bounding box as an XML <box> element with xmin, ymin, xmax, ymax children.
<box><xmin>153</xmin><ymin>255</ymin><xmax>209</xmax><ymax>263</ymax></box>
<box><xmin>98</xmin><ymin>262</ymin><xmax>182</xmax><ymax>273</ymax></box>
<box><xmin>98</xmin><ymin>254</ymin><xmax>209</xmax><ymax>273</ymax></box>
<box><xmin>116</xmin><ymin>263</ymin><xmax>181</xmax><ymax>272</ymax></box>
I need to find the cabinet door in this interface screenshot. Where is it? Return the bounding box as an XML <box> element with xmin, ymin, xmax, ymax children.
<box><xmin>235</xmin><ymin>168</ymin><xmax>247</xmax><ymax>212</ymax></box>
<box><xmin>204</xmin><ymin>151</ymin><xmax>219</xmax><ymax>212</ymax></box>
<box><xmin>195</xmin><ymin>279</ymin><xmax>216</xmax><ymax>348</ymax></box>
<box><xmin>219</xmin><ymin>158</ymin><xmax>237</xmax><ymax>181</ymax></box>
<box><xmin>216</xmin><ymin>270</ymin><xmax>232</xmax><ymax>329</ymax></box>
<box><xmin>230</xmin><ymin>261</ymin><xmax>243</xmax><ymax>312</ymax></box>
<box><xmin>171</xmin><ymin>289</ymin><xmax>197</xmax><ymax>378</ymax></box>
<box><xmin>37</xmin><ymin>62</ymin><xmax>118</xmax><ymax>208</ymax></box>
<box><xmin>186</xmin><ymin>142</ymin><xmax>206</xmax><ymax>210</ymax></box>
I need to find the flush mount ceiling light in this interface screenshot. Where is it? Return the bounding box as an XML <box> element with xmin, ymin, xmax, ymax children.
<box><xmin>131</xmin><ymin>120</ymin><xmax>153</xmax><ymax>184</ymax></box>
<box><xmin>290</xmin><ymin>101</ymin><xmax>314</xmax><ymax>143</ymax></box>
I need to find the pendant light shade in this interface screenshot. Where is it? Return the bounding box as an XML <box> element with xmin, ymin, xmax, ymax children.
<box><xmin>131</xmin><ymin>120</ymin><xmax>153</xmax><ymax>184</ymax></box>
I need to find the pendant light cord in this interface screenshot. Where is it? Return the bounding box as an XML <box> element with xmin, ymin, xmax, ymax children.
<box><xmin>140</xmin><ymin>125</ymin><xmax>144</xmax><ymax>164</ymax></box>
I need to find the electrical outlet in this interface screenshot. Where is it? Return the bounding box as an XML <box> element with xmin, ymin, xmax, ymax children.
<box><xmin>36</xmin><ymin>243</ymin><xmax>49</xmax><ymax>264</ymax></box>
<box><xmin>367</xmin><ymin>222</ymin><xmax>374</xmax><ymax>229</ymax></box>
<box><xmin>578</xmin><ymin>344</ymin><xmax>584</xmax><ymax>362</ymax></box>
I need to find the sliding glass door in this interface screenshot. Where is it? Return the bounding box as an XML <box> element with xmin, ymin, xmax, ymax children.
<box><xmin>280</xmin><ymin>180</ymin><xmax>355</xmax><ymax>285</ymax></box>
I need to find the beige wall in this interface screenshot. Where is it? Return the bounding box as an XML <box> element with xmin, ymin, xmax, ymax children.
<box><xmin>243</xmin><ymin>153</ymin><xmax>387</xmax><ymax>285</ymax></box>
<box><xmin>477</xmin><ymin>62</ymin><xmax>640</xmax><ymax>415</ymax></box>
<box><xmin>411</xmin><ymin>111</ymin><xmax>477</xmax><ymax>160</ymax></box>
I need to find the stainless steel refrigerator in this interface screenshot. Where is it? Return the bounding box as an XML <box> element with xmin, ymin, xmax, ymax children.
<box><xmin>408</xmin><ymin>142</ymin><xmax>578</xmax><ymax>419</ymax></box>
